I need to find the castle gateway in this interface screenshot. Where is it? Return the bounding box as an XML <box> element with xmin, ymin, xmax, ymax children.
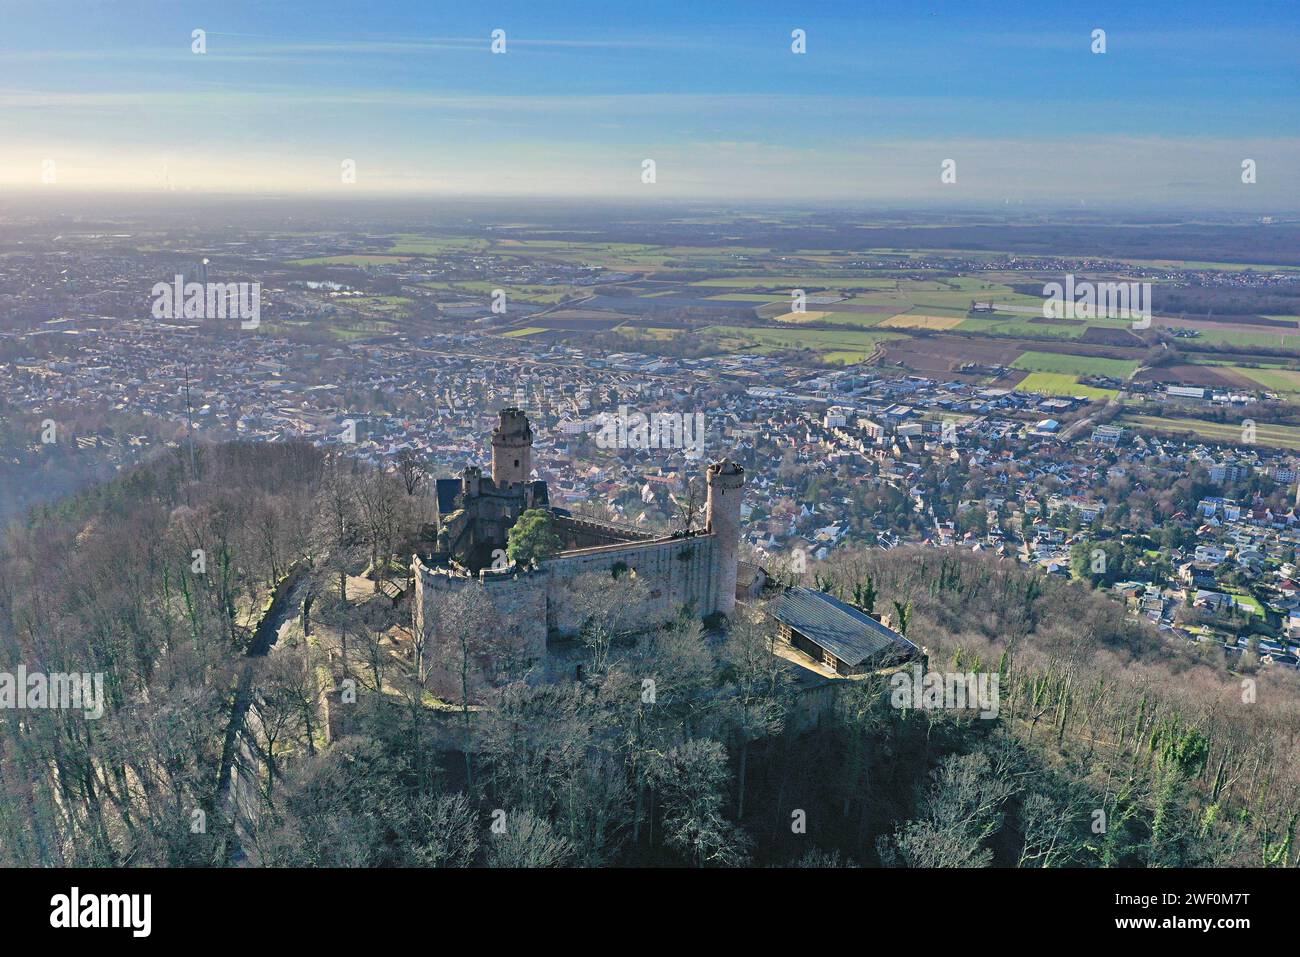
<box><xmin>413</xmin><ymin>409</ymin><xmax>745</xmax><ymax>672</ymax></box>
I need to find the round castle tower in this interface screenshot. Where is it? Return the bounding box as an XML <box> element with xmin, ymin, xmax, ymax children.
<box><xmin>491</xmin><ymin>407</ymin><xmax>533</xmax><ymax>487</ymax></box>
<box><xmin>705</xmin><ymin>459</ymin><xmax>745</xmax><ymax>617</ymax></box>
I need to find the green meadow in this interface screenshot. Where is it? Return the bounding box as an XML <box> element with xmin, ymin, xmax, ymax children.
<box><xmin>1012</xmin><ymin>351</ymin><xmax>1139</xmax><ymax>379</ymax></box>
<box><xmin>1015</xmin><ymin>372</ymin><xmax>1119</xmax><ymax>400</ymax></box>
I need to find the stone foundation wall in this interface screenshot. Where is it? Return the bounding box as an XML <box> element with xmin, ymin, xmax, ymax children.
<box><xmin>413</xmin><ymin>559</ymin><xmax>549</xmax><ymax>695</ymax></box>
<box><xmin>413</xmin><ymin>531</ymin><xmax>728</xmax><ymax>685</ymax></box>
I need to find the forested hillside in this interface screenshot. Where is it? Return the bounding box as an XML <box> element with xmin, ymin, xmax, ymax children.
<box><xmin>0</xmin><ymin>443</ymin><xmax>1295</xmax><ymax>867</ymax></box>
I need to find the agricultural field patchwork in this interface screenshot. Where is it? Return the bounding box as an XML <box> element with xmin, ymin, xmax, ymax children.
<box><xmin>331</xmin><ymin>240</ymin><xmax>1300</xmax><ymax>441</ymax></box>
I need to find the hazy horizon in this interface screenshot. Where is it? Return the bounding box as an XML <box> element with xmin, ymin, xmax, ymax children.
<box><xmin>1</xmin><ymin>0</ymin><xmax>1296</xmax><ymax>206</ymax></box>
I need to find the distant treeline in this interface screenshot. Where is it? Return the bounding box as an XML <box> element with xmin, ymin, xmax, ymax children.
<box><xmin>526</xmin><ymin>223</ymin><xmax>1300</xmax><ymax>268</ymax></box>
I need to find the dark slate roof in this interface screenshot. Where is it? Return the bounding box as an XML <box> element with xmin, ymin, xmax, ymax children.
<box><xmin>435</xmin><ymin>478</ymin><xmax>461</xmax><ymax>516</ymax></box>
<box><xmin>435</xmin><ymin>477</ymin><xmax>550</xmax><ymax>517</ymax></box>
<box><xmin>772</xmin><ymin>587</ymin><xmax>919</xmax><ymax>667</ymax></box>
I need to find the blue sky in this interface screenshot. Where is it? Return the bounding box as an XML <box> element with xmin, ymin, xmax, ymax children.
<box><xmin>1</xmin><ymin>0</ymin><xmax>1296</xmax><ymax>204</ymax></box>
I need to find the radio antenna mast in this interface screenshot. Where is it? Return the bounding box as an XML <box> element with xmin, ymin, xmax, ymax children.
<box><xmin>183</xmin><ymin>363</ymin><xmax>197</xmax><ymax>480</ymax></box>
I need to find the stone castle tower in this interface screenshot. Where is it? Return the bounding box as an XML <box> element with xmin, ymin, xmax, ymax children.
<box><xmin>706</xmin><ymin>459</ymin><xmax>745</xmax><ymax>617</ymax></box>
<box><xmin>491</xmin><ymin>407</ymin><xmax>533</xmax><ymax>486</ymax></box>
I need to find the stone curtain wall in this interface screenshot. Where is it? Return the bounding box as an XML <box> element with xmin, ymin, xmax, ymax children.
<box><xmin>551</xmin><ymin>514</ymin><xmax>657</xmax><ymax>550</ymax></box>
<box><xmin>545</xmin><ymin>533</ymin><xmax>721</xmax><ymax>630</ymax></box>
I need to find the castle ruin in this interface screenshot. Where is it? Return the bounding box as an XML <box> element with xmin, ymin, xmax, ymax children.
<box><xmin>413</xmin><ymin>409</ymin><xmax>746</xmax><ymax>685</ymax></box>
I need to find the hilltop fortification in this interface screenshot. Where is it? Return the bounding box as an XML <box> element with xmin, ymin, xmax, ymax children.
<box><xmin>413</xmin><ymin>409</ymin><xmax>745</xmax><ymax>683</ymax></box>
